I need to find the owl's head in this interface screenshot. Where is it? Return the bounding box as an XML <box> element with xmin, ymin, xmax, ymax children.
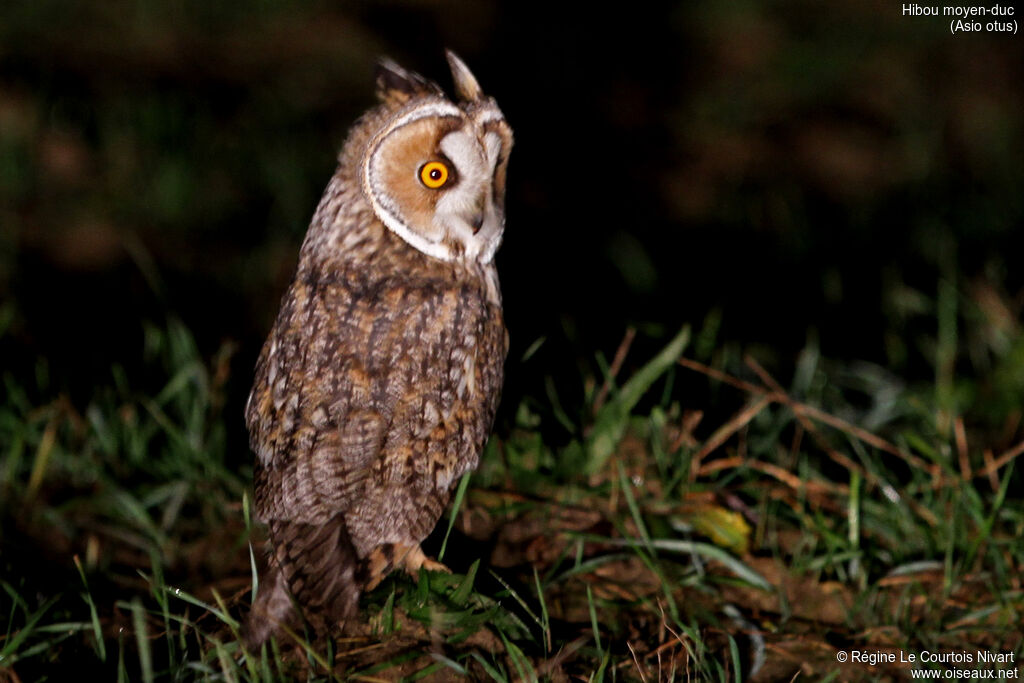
<box><xmin>360</xmin><ymin>51</ymin><xmax>513</xmax><ymax>264</ymax></box>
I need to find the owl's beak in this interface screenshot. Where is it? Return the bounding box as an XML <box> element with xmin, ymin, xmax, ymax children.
<box><xmin>470</xmin><ymin>212</ymin><xmax>484</xmax><ymax>234</ymax></box>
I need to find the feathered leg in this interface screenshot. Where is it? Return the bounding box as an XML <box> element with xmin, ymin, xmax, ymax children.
<box><xmin>243</xmin><ymin>513</ymin><xmax>360</xmax><ymax>649</ymax></box>
<box><xmin>242</xmin><ymin>558</ymin><xmax>295</xmax><ymax>651</ymax></box>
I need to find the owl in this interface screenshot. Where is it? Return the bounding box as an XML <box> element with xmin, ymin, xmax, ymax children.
<box><xmin>242</xmin><ymin>51</ymin><xmax>512</xmax><ymax>648</ymax></box>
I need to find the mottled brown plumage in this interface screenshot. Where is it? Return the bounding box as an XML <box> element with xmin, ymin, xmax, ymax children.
<box><xmin>243</xmin><ymin>52</ymin><xmax>512</xmax><ymax>648</ymax></box>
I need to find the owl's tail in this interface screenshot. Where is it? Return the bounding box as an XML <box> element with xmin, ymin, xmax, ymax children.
<box><xmin>242</xmin><ymin>514</ymin><xmax>361</xmax><ymax>650</ymax></box>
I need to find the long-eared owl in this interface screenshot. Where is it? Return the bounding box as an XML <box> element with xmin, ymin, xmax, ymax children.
<box><xmin>243</xmin><ymin>51</ymin><xmax>512</xmax><ymax>647</ymax></box>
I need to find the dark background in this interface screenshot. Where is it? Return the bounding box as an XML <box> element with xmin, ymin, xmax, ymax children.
<box><xmin>2</xmin><ymin>1</ymin><xmax>1022</xmax><ymax>446</ymax></box>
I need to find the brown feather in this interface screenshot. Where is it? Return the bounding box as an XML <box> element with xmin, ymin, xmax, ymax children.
<box><xmin>243</xmin><ymin>54</ymin><xmax>511</xmax><ymax>648</ymax></box>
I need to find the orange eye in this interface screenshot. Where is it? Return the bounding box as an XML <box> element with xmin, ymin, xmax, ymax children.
<box><xmin>419</xmin><ymin>161</ymin><xmax>449</xmax><ymax>189</ymax></box>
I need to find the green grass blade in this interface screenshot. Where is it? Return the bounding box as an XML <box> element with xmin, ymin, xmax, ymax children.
<box><xmin>130</xmin><ymin>598</ymin><xmax>154</xmax><ymax>683</ymax></box>
<box><xmin>587</xmin><ymin>325</ymin><xmax>690</xmax><ymax>474</ymax></box>
<box><xmin>587</xmin><ymin>583</ymin><xmax>602</xmax><ymax>655</ymax></box>
<box><xmin>605</xmin><ymin>537</ymin><xmax>772</xmax><ymax>591</ymax></box>
<box><xmin>439</xmin><ymin>471</ymin><xmax>471</xmax><ymax>562</ymax></box>
<box><xmin>74</xmin><ymin>555</ymin><xmax>107</xmax><ymax>662</ymax></box>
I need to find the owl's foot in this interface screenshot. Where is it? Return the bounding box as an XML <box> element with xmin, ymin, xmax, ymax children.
<box><xmin>397</xmin><ymin>543</ymin><xmax>452</xmax><ymax>578</ymax></box>
<box><xmin>362</xmin><ymin>547</ymin><xmax>392</xmax><ymax>591</ymax></box>
<box><xmin>362</xmin><ymin>543</ymin><xmax>452</xmax><ymax>591</ymax></box>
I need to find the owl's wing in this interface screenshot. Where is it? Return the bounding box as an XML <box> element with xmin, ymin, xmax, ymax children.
<box><xmin>246</xmin><ymin>276</ymin><xmax>502</xmax><ymax>526</ymax></box>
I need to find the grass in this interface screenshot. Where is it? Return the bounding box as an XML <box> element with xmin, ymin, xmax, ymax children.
<box><xmin>1</xmin><ymin>268</ymin><xmax>1022</xmax><ymax>682</ymax></box>
<box><xmin>1</xmin><ymin>0</ymin><xmax>1021</xmax><ymax>678</ymax></box>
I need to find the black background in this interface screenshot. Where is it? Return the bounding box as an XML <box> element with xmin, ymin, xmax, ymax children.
<box><xmin>2</xmin><ymin>0</ymin><xmax>1022</xmax><ymax>446</ymax></box>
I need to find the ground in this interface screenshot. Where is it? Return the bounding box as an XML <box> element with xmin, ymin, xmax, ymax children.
<box><xmin>2</xmin><ymin>314</ymin><xmax>1022</xmax><ymax>681</ymax></box>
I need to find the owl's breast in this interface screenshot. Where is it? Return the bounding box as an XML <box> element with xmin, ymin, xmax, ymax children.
<box><xmin>246</xmin><ymin>261</ymin><xmax>507</xmax><ymax>534</ymax></box>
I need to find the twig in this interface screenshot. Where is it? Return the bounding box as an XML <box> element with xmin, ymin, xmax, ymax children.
<box><xmin>699</xmin><ymin>456</ymin><xmax>845</xmax><ymax>496</ymax></box>
<box><xmin>981</xmin><ymin>449</ymin><xmax>1000</xmax><ymax>492</ymax></box>
<box><xmin>742</xmin><ymin>355</ymin><xmax>875</xmax><ymax>488</ymax></box>
<box><xmin>789</xmin><ymin>422</ymin><xmax>804</xmax><ymax>467</ymax></box>
<box><xmin>678</xmin><ymin>354</ymin><xmax>942</xmax><ymax>526</ymax></box>
<box><xmin>593</xmin><ymin>327</ymin><xmax>636</xmax><ymax>413</ymax></box>
<box><xmin>975</xmin><ymin>439</ymin><xmax>1024</xmax><ymax>482</ymax></box>
<box><xmin>678</xmin><ymin>356</ymin><xmax>937</xmax><ymax>477</ymax></box>
<box><xmin>626</xmin><ymin>641</ymin><xmax>648</xmax><ymax>682</ymax></box>
<box><xmin>687</xmin><ymin>396</ymin><xmax>773</xmax><ymax>482</ymax></box>
<box><xmin>955</xmin><ymin>417</ymin><xmax>970</xmax><ymax>480</ymax></box>
<box><xmin>668</xmin><ymin>410</ymin><xmax>703</xmax><ymax>452</ymax></box>
<box><xmin>678</xmin><ymin>357</ymin><xmax>764</xmax><ymax>395</ymax></box>
<box><xmin>744</xmin><ymin>355</ymin><xmax>936</xmax><ymax>477</ymax></box>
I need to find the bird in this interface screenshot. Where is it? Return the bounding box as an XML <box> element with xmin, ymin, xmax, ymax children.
<box><xmin>241</xmin><ymin>51</ymin><xmax>512</xmax><ymax>649</ymax></box>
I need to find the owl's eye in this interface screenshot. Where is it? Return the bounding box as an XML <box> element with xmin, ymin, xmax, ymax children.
<box><xmin>418</xmin><ymin>161</ymin><xmax>450</xmax><ymax>189</ymax></box>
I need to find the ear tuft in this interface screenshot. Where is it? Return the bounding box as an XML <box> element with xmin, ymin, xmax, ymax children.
<box><xmin>375</xmin><ymin>58</ymin><xmax>442</xmax><ymax>106</ymax></box>
<box><xmin>445</xmin><ymin>49</ymin><xmax>484</xmax><ymax>102</ymax></box>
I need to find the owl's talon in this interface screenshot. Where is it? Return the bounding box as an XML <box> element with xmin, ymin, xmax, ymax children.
<box><xmin>420</xmin><ymin>558</ymin><xmax>453</xmax><ymax>574</ymax></box>
<box><xmin>397</xmin><ymin>544</ymin><xmax>451</xmax><ymax>577</ymax></box>
<box><xmin>363</xmin><ymin>547</ymin><xmax>392</xmax><ymax>591</ymax></box>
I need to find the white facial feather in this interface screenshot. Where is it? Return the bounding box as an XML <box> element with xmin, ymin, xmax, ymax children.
<box><xmin>386</xmin><ymin>102</ymin><xmax>462</xmax><ymax>131</ymax></box>
<box><xmin>474</xmin><ymin>104</ymin><xmax>506</xmax><ymax>127</ymax></box>
<box><xmin>477</xmin><ymin>130</ymin><xmax>506</xmax><ymax>263</ymax></box>
<box><xmin>435</xmin><ymin>129</ymin><xmax>489</xmax><ymax>258</ymax></box>
<box><xmin>362</xmin><ymin>93</ymin><xmax>509</xmax><ymax>265</ymax></box>
<box><xmin>483</xmin><ymin>132</ymin><xmax>501</xmax><ymax>170</ymax></box>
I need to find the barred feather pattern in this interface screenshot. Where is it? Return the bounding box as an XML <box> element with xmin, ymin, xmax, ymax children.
<box><xmin>242</xmin><ymin>515</ymin><xmax>359</xmax><ymax>648</ymax></box>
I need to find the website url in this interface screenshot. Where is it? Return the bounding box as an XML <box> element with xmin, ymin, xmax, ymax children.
<box><xmin>910</xmin><ymin>669</ymin><xmax>1020</xmax><ymax>679</ymax></box>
